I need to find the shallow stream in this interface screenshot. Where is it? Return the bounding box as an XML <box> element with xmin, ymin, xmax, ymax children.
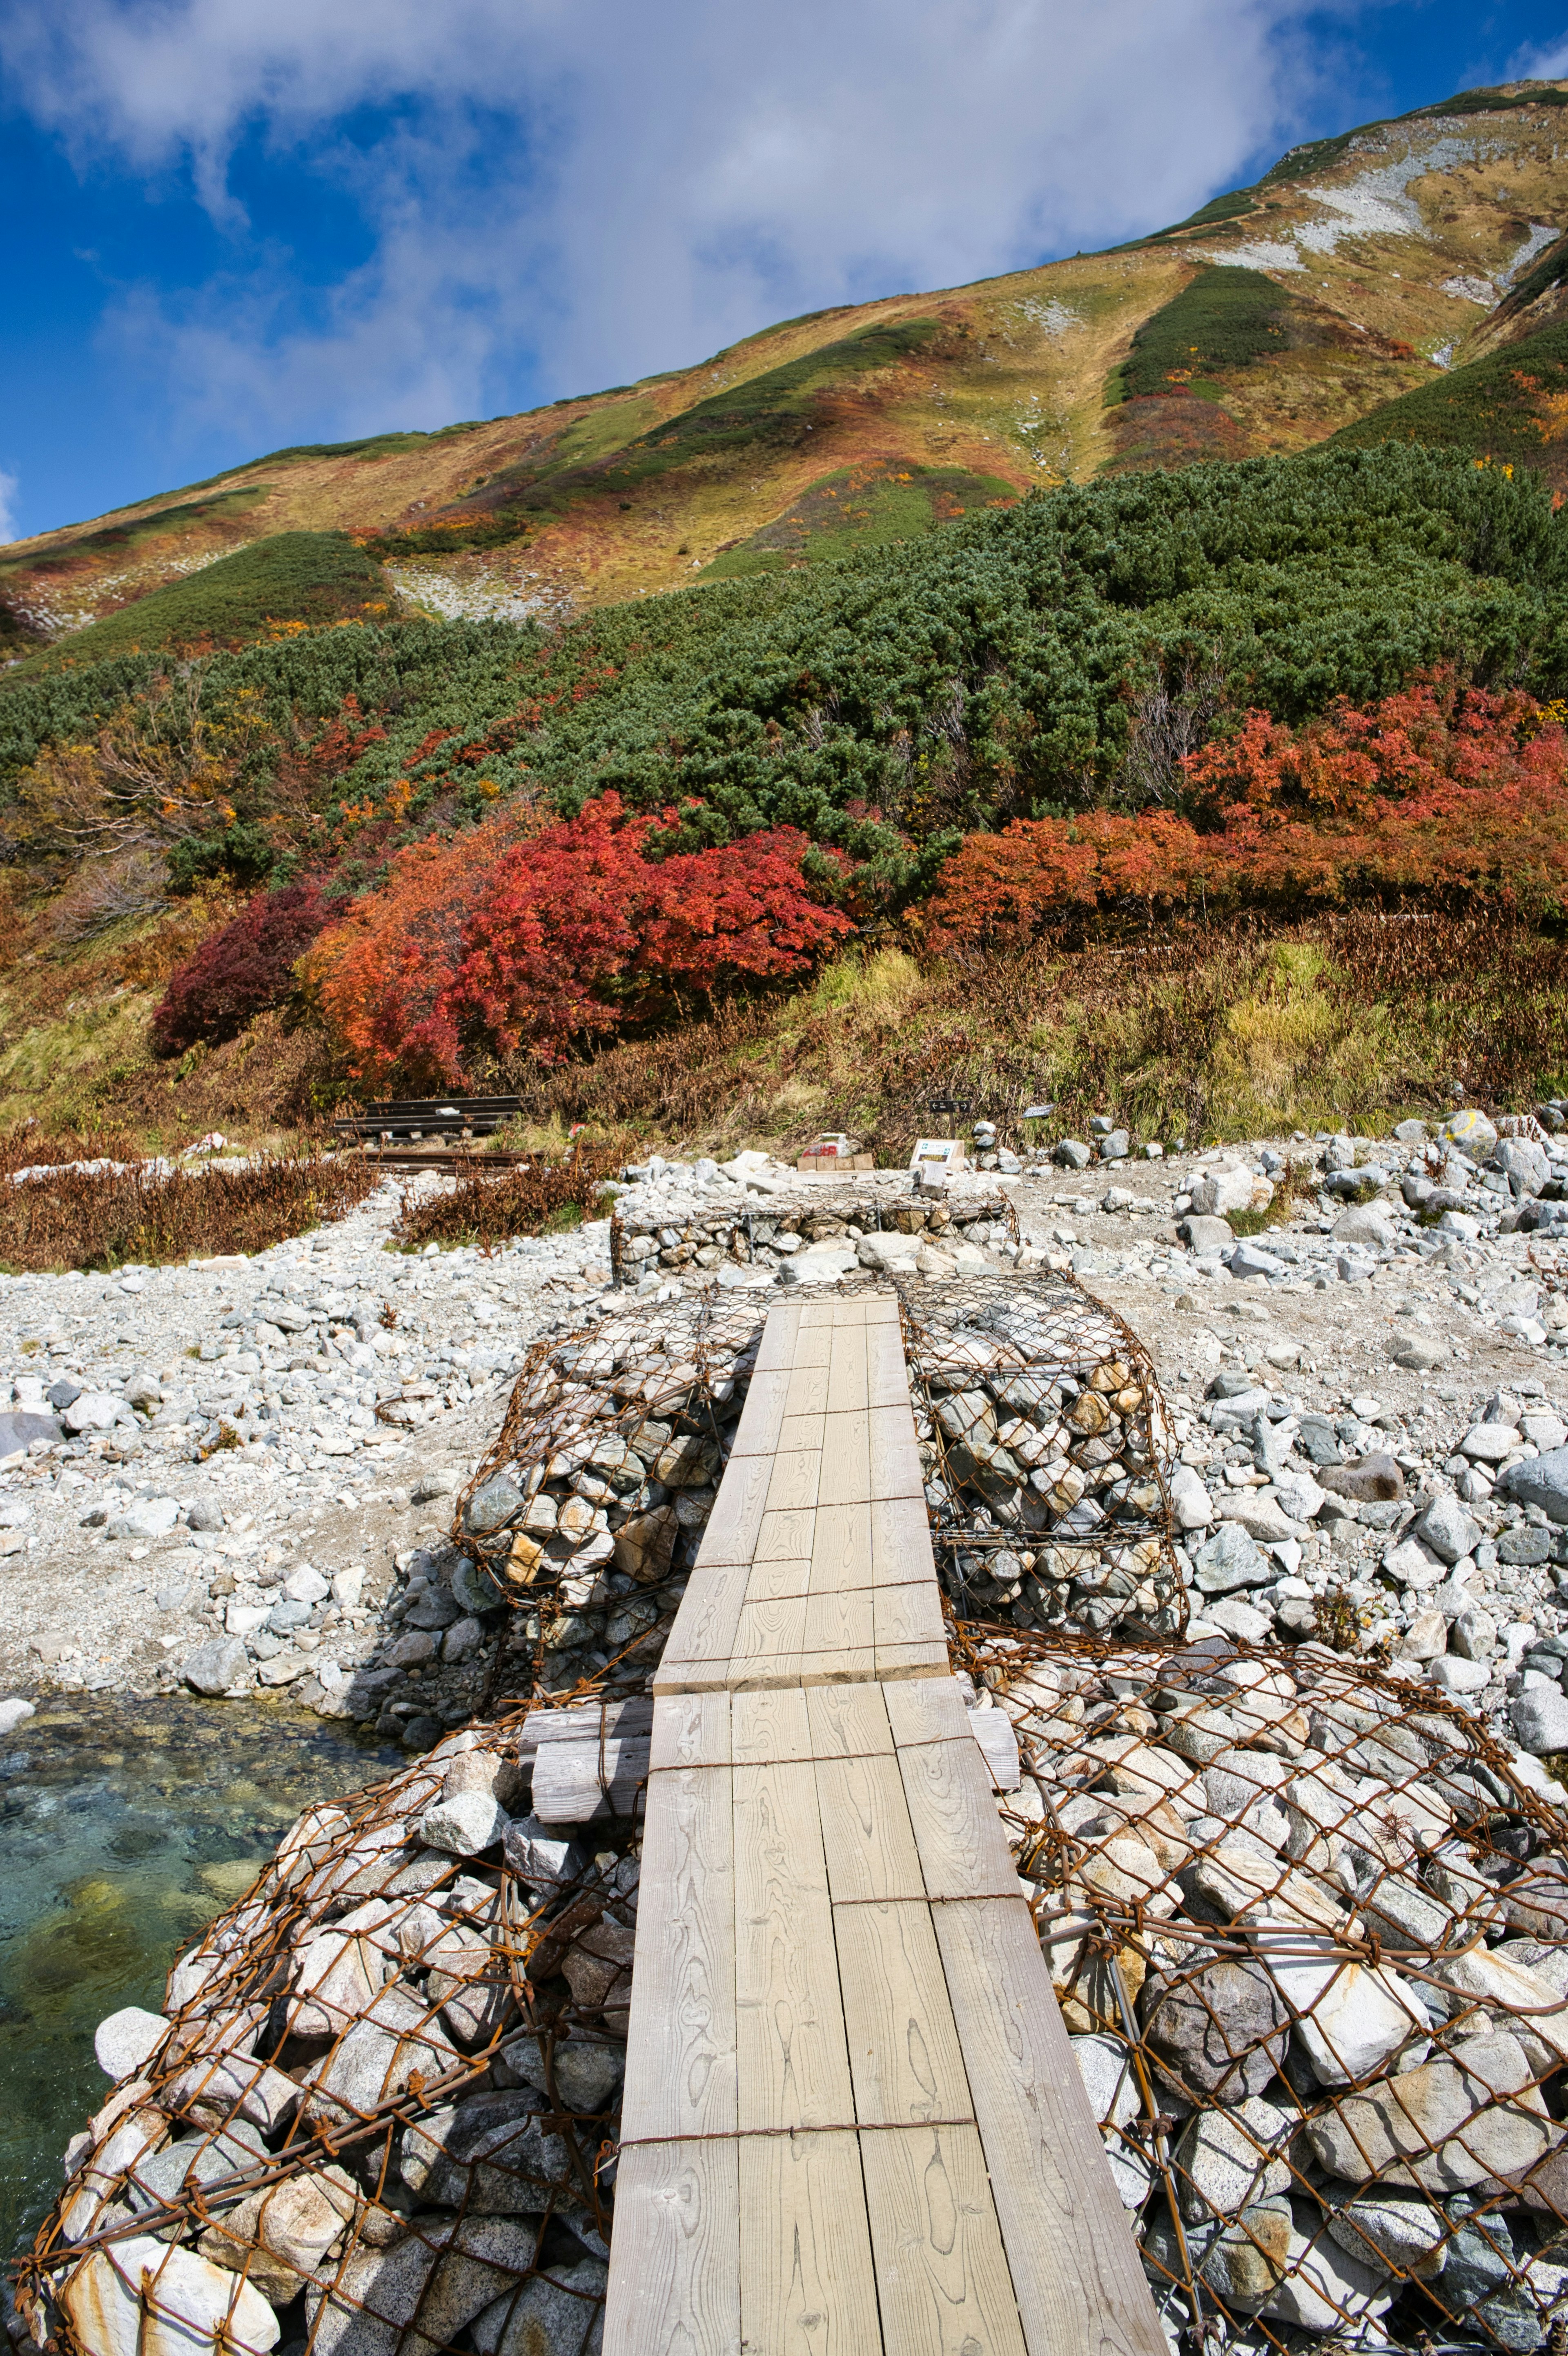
<box><xmin>0</xmin><ymin>1696</ymin><xmax>400</xmax><ymax>2260</ymax></box>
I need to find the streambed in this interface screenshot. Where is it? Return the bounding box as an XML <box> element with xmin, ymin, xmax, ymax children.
<box><xmin>0</xmin><ymin>1696</ymin><xmax>399</xmax><ymax>2259</ymax></box>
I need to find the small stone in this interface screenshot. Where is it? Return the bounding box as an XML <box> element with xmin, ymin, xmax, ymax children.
<box><xmin>413</xmin><ymin>1471</ymin><xmax>457</xmax><ymax>1504</ymax></box>
<box><xmin>1332</xmin><ymin>1204</ymin><xmax>1395</xmax><ymax>1249</ymax></box>
<box><xmin>1510</xmin><ymin>1683</ymin><xmax>1568</xmax><ymax>1755</ymax></box>
<box><xmin>472</xmin><ymin>2259</ymin><xmax>608</xmax><ymax>2356</ymax></box>
<box><xmin>1429</xmin><ymin>1655</ymin><xmax>1490</xmax><ymax>1695</ymax></box>
<box><xmin>1054</xmin><ymin>1140</ymin><xmax>1091</xmax><ymax>1168</ymax></box>
<box><xmin>1451</xmin><ymin>1604</ymin><xmax>1498</xmax><ymax>1660</ymax></box>
<box><xmin>1414</xmin><ymin>1491</ymin><xmax>1481</xmax><ymax>1565</ymax></box>
<box><xmin>1390</xmin><ymin>1337</ymin><xmax>1447</xmax><ymax>1371</ymax></box>
<box><xmin>1396</xmin><ymin>1609</ymin><xmax>1448</xmax><ymax>1662</ymax></box>
<box><xmin>1168</xmin><ymin>1465</ymin><xmax>1214</xmax><ymax>1531</ymax></box>
<box><xmin>1175</xmin><ymin>2094</ymin><xmax>1292</xmax><ymax>2222</ymax></box>
<box><xmin>1319</xmin><ymin>1454</ymin><xmax>1405</xmax><ymax>1504</ymax></box>
<box><xmin>107</xmin><ymin>1497</ymin><xmax>180</xmax><ymax>1541</ymax></box>
<box><xmin>0</xmin><ymin>1696</ymin><xmax>36</xmax><ymax>1736</ymax></box>
<box><xmin>1262</xmin><ymin>2200</ymin><xmax>1394</xmax><ymax>2330</ymax></box>
<box><xmin>421</xmin><ymin>1789</ymin><xmax>508</xmax><ymax>1856</ymax></box>
<box><xmin>1192</xmin><ymin>1521</ymin><xmax>1273</xmax><ymax>1594</ymax></box>
<box><xmin>94</xmin><ymin>2006</ymin><xmax>167</xmax><ymax>2080</ymax></box>
<box><xmin>501</xmin><ymin>1815</ymin><xmax>588</xmax><ymax>1896</ymax></box>
<box><xmin>1460</xmin><ymin>1423</ymin><xmax>1521</xmax><ymax>1463</ymax></box>
<box><xmin>1499</xmin><ymin>1445</ymin><xmax>1568</xmax><ymax>1524</ymax></box>
<box><xmin>1207</xmin><ymin>1595</ymin><xmax>1273</xmax><ymax>1643</ymax></box>
<box><xmin>1178</xmin><ymin>1215</ymin><xmax>1236</xmax><ymax>1255</ymax></box>
<box><xmin>186</xmin><ymin>1495</ymin><xmax>224</xmax><ymax>1532</ymax></box>
<box><xmin>182</xmin><ymin>1636</ymin><xmax>249</xmax><ymax>1695</ymax></box>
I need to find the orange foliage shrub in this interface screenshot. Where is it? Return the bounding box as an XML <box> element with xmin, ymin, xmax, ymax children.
<box><xmin>304</xmin><ymin>794</ymin><xmax>853</xmax><ymax>1086</ymax></box>
<box><xmin>924</xmin><ymin>679</ymin><xmax>1568</xmax><ymax>943</ymax></box>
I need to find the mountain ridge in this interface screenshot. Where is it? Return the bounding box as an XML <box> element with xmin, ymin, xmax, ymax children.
<box><xmin>8</xmin><ymin>76</ymin><xmax>1568</xmax><ymax>656</ymax></box>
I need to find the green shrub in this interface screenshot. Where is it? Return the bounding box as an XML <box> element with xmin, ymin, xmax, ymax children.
<box><xmin>1328</xmin><ymin>319</ymin><xmax>1568</xmax><ymax>477</ymax></box>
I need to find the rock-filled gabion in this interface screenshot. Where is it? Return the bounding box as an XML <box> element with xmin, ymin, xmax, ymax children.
<box><xmin>20</xmin><ymin>1717</ymin><xmax>630</xmax><ymax>2356</ymax></box>
<box><xmin>609</xmin><ymin>1176</ymin><xmax>1017</xmax><ymax>1285</ymax></box>
<box><xmin>448</xmin><ymin>1296</ymin><xmax>769</xmax><ymax>1704</ymax></box>
<box><xmin>898</xmin><ymin>1272</ymin><xmax>1185</xmax><ymax>1642</ymax></box>
<box><xmin>963</xmin><ymin>1620</ymin><xmax>1568</xmax><ymax>2353</ymax></box>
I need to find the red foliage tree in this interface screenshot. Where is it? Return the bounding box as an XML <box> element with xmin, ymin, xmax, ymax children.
<box><xmin>923</xmin><ymin>678</ymin><xmax>1568</xmax><ymax>944</ymax></box>
<box><xmin>304</xmin><ymin>795</ymin><xmax>855</xmax><ymax>1086</ymax></box>
<box><xmin>151</xmin><ymin>881</ymin><xmax>333</xmax><ymax>1054</ymax></box>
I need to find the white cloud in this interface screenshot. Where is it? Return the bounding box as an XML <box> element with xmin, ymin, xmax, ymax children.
<box><xmin>0</xmin><ymin>0</ymin><xmax>1332</xmax><ymax>448</ymax></box>
<box><xmin>0</xmin><ymin>470</ymin><xmax>22</xmax><ymax>543</ymax></box>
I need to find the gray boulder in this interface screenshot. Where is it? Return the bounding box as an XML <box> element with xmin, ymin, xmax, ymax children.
<box><xmin>1413</xmin><ymin>1491</ymin><xmax>1480</xmax><ymax>1565</ymax></box>
<box><xmin>1054</xmin><ymin>1139</ymin><xmax>1091</xmax><ymax>1169</ymax></box>
<box><xmin>182</xmin><ymin>1637</ymin><xmax>249</xmax><ymax>1695</ymax></box>
<box><xmin>1179</xmin><ymin>1215</ymin><xmax>1236</xmax><ymax>1256</ymax></box>
<box><xmin>1498</xmin><ymin>1446</ymin><xmax>1568</xmax><ymax>1524</ymax></box>
<box><xmin>1510</xmin><ymin>1684</ymin><xmax>1568</xmax><ymax>1756</ymax></box>
<box><xmin>1192</xmin><ymin>1522</ymin><xmax>1272</xmax><ymax>1594</ymax></box>
<box><xmin>472</xmin><ymin>2259</ymin><xmax>608</xmax><ymax>2356</ymax></box>
<box><xmin>1332</xmin><ymin>1204</ymin><xmax>1395</xmax><ymax>1249</ymax></box>
<box><xmin>1145</xmin><ymin>1957</ymin><xmax>1291</xmax><ymax>2101</ymax></box>
<box><xmin>1494</xmin><ymin>1138</ymin><xmax>1550</xmax><ymax>1196</ymax></box>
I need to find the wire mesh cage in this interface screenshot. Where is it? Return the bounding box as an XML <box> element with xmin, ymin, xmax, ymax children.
<box><xmin>20</xmin><ymin>1714</ymin><xmax>636</xmax><ymax>2356</ymax></box>
<box><xmin>958</xmin><ymin>1617</ymin><xmax>1568</xmax><ymax>2355</ymax></box>
<box><xmin>896</xmin><ymin>1270</ymin><xmax>1187</xmax><ymax>1644</ymax></box>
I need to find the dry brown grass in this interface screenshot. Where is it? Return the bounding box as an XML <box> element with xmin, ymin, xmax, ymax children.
<box><xmin>0</xmin><ymin>1137</ymin><xmax>378</xmax><ymax>1272</ymax></box>
<box><xmin>393</xmin><ymin>1139</ymin><xmax>630</xmax><ymax>1249</ymax></box>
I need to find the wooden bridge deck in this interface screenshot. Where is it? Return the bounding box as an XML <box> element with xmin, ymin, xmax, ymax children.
<box><xmin>604</xmin><ymin>1296</ymin><xmax>1165</xmax><ymax>2356</ymax></box>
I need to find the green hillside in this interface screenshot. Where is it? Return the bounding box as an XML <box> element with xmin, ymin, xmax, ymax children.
<box><xmin>1328</xmin><ymin>320</ymin><xmax>1568</xmax><ymax>484</ymax></box>
<box><xmin>8</xmin><ymin>532</ymin><xmax>393</xmax><ymax>678</ymax></box>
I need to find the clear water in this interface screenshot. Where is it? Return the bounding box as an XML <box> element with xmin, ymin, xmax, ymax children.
<box><xmin>0</xmin><ymin>1697</ymin><xmax>402</xmax><ymax>2260</ymax></box>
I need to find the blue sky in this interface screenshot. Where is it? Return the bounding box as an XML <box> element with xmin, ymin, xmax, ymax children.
<box><xmin>0</xmin><ymin>0</ymin><xmax>1564</xmax><ymax>543</ymax></box>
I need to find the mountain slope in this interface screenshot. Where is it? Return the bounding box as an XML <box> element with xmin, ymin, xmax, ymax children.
<box><xmin>7</xmin><ymin>78</ymin><xmax>1568</xmax><ymax>649</ymax></box>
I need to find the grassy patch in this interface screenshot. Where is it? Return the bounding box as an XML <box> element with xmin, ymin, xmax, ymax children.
<box><xmin>1328</xmin><ymin>318</ymin><xmax>1568</xmax><ymax>481</ymax></box>
<box><xmin>11</xmin><ymin>532</ymin><xmax>393</xmax><ymax>675</ymax></box>
<box><xmin>706</xmin><ymin>461</ymin><xmax>1019</xmax><ymax>577</ymax></box>
<box><xmin>1112</xmin><ymin>267</ymin><xmax>1297</xmax><ymax>403</ymax></box>
<box><xmin>0</xmin><ymin>1140</ymin><xmax>376</xmax><ymax>1272</ymax></box>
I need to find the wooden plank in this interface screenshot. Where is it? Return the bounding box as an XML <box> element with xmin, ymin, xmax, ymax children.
<box><xmin>519</xmin><ymin>1695</ymin><xmax>655</xmax><ymax>1760</ymax></box>
<box><xmin>696</xmin><ymin>1452</ymin><xmax>774</xmax><ymax>1567</ymax></box>
<box><xmin>734</xmin><ymin>1592</ymin><xmax>808</xmax><ymax>1663</ymax></box>
<box><xmin>883</xmin><ymin>1676</ymin><xmax>973</xmax><ymax>1750</ymax></box>
<box><xmin>602</xmin><ymin>2138</ymin><xmax>741</xmax><ymax>2356</ymax></box>
<box><xmin>833</xmin><ymin>1899</ymin><xmax>972</xmax><ymax>2129</ymax></box>
<box><xmin>933</xmin><ymin>1898</ymin><xmax>1167</xmax><ymax>2356</ymax></box>
<box><xmin>869</xmin><ymin>1404</ymin><xmax>924</xmax><ymax>1499</ymax></box>
<box><xmin>806</xmin><ymin>1681</ymin><xmax>893</xmax><ymax>1760</ymax></box>
<box><xmin>825</xmin><ymin>1327</ymin><xmax>869</xmax><ymax>1416</ymax></box>
<box><xmin>798</xmin><ymin>1645</ymin><xmax>878</xmax><ymax>1686</ymax></box>
<box><xmin>804</xmin><ymin>1585</ymin><xmax>874</xmax><ymax>1657</ymax></box>
<box><xmin>728</xmin><ymin>1370</ymin><xmax>791</xmax><ymax>1457</ymax></box>
<box><xmin>783</xmin><ymin>1362</ymin><xmax>831</xmax><ymax>1418</ymax></box>
<box><xmin>764</xmin><ymin>1450</ymin><xmax>821</xmax><ymax>1515</ymax></box>
<box><xmin>733</xmin><ymin>1760</ymin><xmax>855</xmax><ymax>2131</ymax></box>
<box><xmin>873</xmin><ymin>1642</ymin><xmax>951</xmax><ymax>1681</ymax></box>
<box><xmin>737</xmin><ymin>2130</ymin><xmax>882</xmax><ymax>2356</ymax></box>
<box><xmin>873</xmin><ymin>1581</ymin><xmax>946</xmax><ymax>1650</ymax></box>
<box><xmin>754</xmin><ymin>1307</ymin><xmax>804</xmax><ymax>1376</ymax></box>
<box><xmin>808</xmin><ymin>1502</ymin><xmax>873</xmax><ymax>1595</ymax></box>
<box><xmin>530</xmin><ymin>1733</ymin><xmax>650</xmax><ymax>1822</ymax></box>
<box><xmin>744</xmin><ymin>1555</ymin><xmax>813</xmax><ymax>1602</ymax></box>
<box><xmin>967</xmin><ymin>1707</ymin><xmax>1022</xmax><ymax>1793</ymax></box>
<box><xmin>662</xmin><ymin>1558</ymin><xmax>749</xmax><ymax>1671</ymax></box>
<box><xmin>860</xmin><ymin>2122</ymin><xmax>1028</xmax><ymax>2356</ymax></box>
<box><xmin>870</xmin><ymin>1494</ymin><xmax>936</xmax><ymax>1586</ymax></box>
<box><xmin>816</xmin><ymin>1750</ymin><xmax>927</xmax><ymax>1903</ymax></box>
<box><xmin>895</xmin><ymin>1737</ymin><xmax>1020</xmax><ymax>1901</ymax></box>
<box><xmin>867</xmin><ymin>1323</ymin><xmax>909</xmax><ymax>1411</ymax></box>
<box><xmin>756</xmin><ymin>1507</ymin><xmax>816</xmax><ymax>1563</ymax></box>
<box><xmin>619</xmin><ymin>1763</ymin><xmax>737</xmax><ymax>2142</ymax></box>
<box><xmin>649</xmin><ymin>1692</ymin><xmax>731</xmax><ymax>1773</ymax></box>
<box><xmin>777</xmin><ymin>1411</ymin><xmax>827</xmax><ymax>1456</ymax></box>
<box><xmin>731</xmin><ymin>1686</ymin><xmax>813</xmax><ymax>1764</ymax></box>
<box><xmin>816</xmin><ymin>1408</ymin><xmax>871</xmax><ymax>1508</ymax></box>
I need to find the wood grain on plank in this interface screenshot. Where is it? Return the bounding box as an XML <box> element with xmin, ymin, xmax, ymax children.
<box><xmin>870</xmin><ymin>1494</ymin><xmax>936</xmax><ymax>1585</ymax></box>
<box><xmin>806</xmin><ymin>1680</ymin><xmax>893</xmax><ymax>1759</ymax></box>
<box><xmin>738</xmin><ymin>2130</ymin><xmax>881</xmax><ymax>2356</ymax></box>
<box><xmin>826</xmin><ymin>1328</ymin><xmax>869</xmax><ymax>1416</ymax></box>
<box><xmin>734</xmin><ymin>1760</ymin><xmax>854</xmax><ymax>2131</ymax></box>
<box><xmin>601</xmin><ymin>2137</ymin><xmax>741</xmax><ymax>2356</ymax></box>
<box><xmin>695</xmin><ymin>1453</ymin><xmax>773</xmax><ymax>1568</ymax></box>
<box><xmin>933</xmin><ymin>1897</ymin><xmax>1167</xmax><ymax>2356</ymax></box>
<box><xmin>816</xmin><ymin>1750</ymin><xmax>927</xmax><ymax>1903</ymax></box>
<box><xmin>897</xmin><ymin>1736</ymin><xmax>1020</xmax><ymax>1900</ymax></box>
<box><xmin>728</xmin><ymin>1369</ymin><xmax>790</xmax><ymax>1457</ymax></box>
<box><xmin>650</xmin><ymin>1692</ymin><xmax>731</xmax><ymax>1773</ymax></box>
<box><xmin>744</xmin><ymin>1555</ymin><xmax>814</xmax><ymax>1602</ymax></box>
<box><xmin>783</xmin><ymin>1362</ymin><xmax>831</xmax><ymax>1418</ymax></box>
<box><xmin>620</xmin><ymin>1764</ymin><xmax>737</xmax><ymax>2142</ymax></box>
<box><xmin>883</xmin><ymin>1677</ymin><xmax>973</xmax><ymax>1748</ymax></box>
<box><xmin>860</xmin><ymin>2122</ymin><xmax>1028</xmax><ymax>2356</ymax></box>
<box><xmin>764</xmin><ymin>1449</ymin><xmax>822</xmax><ymax>1515</ymax></box>
<box><xmin>804</xmin><ymin>1581</ymin><xmax>874</xmax><ymax>1655</ymax></box>
<box><xmin>731</xmin><ymin>1685</ymin><xmax>813</xmax><ymax>1764</ymax></box>
<box><xmin>874</xmin><ymin>1642</ymin><xmax>951</xmax><ymax>1681</ymax></box>
<box><xmin>817</xmin><ymin>1409</ymin><xmax>871</xmax><ymax>1508</ymax></box>
<box><xmin>866</xmin><ymin>1323</ymin><xmax>909</xmax><ymax>1411</ymax></box>
<box><xmin>777</xmin><ymin>1411</ymin><xmax>828</xmax><ymax>1457</ymax></box>
<box><xmin>808</xmin><ymin>1501</ymin><xmax>873</xmax><ymax>1596</ymax></box>
<box><xmin>756</xmin><ymin>1507</ymin><xmax>816</xmax><ymax>1563</ymax></box>
<box><xmin>834</xmin><ymin>1898</ymin><xmax>973</xmax><ymax>2129</ymax></box>
<box><xmin>662</xmin><ymin>1558</ymin><xmax>749</xmax><ymax>1670</ymax></box>
<box><xmin>798</xmin><ymin>1646</ymin><xmax>878</xmax><ymax>1687</ymax></box>
<box><xmin>754</xmin><ymin>1307</ymin><xmax>804</xmax><ymax>1375</ymax></box>
<box><xmin>868</xmin><ymin>1403</ymin><xmax>924</xmax><ymax>1499</ymax></box>
<box><xmin>734</xmin><ymin>1592</ymin><xmax>808</xmax><ymax>1663</ymax></box>
<box><xmin>874</xmin><ymin>1581</ymin><xmax>946</xmax><ymax>1649</ymax></box>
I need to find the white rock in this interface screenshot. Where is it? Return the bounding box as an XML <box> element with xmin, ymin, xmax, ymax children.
<box><xmin>1168</xmin><ymin>1463</ymin><xmax>1213</xmax><ymax>1531</ymax></box>
<box><xmin>330</xmin><ymin>1567</ymin><xmax>364</xmax><ymax>1608</ymax></box>
<box><xmin>1461</xmin><ymin>1424</ymin><xmax>1521</xmax><ymax>1462</ymax></box>
<box><xmin>1274</xmin><ymin>1958</ymin><xmax>1428</xmax><ymax>2086</ymax></box>
<box><xmin>1429</xmin><ymin>1656</ymin><xmax>1490</xmax><ymax>1695</ymax></box>
<box><xmin>0</xmin><ymin>1695</ymin><xmax>36</xmax><ymax>1736</ymax></box>
<box><xmin>420</xmin><ymin>1788</ymin><xmax>509</xmax><ymax>1857</ymax></box>
<box><xmin>1189</xmin><ymin>1164</ymin><xmax>1265</xmax><ymax>1216</ymax></box>
<box><xmin>282</xmin><ymin>1565</ymin><xmax>331</xmax><ymax>1605</ymax></box>
<box><xmin>62</xmin><ymin>2236</ymin><xmax>280</xmax><ymax>2356</ymax></box>
<box><xmin>1262</xmin><ymin>2202</ymin><xmax>1394</xmax><ymax>2329</ymax></box>
<box><xmin>1175</xmin><ymin>2094</ymin><xmax>1292</xmax><ymax>2221</ymax></box>
<box><xmin>107</xmin><ymin>1497</ymin><xmax>180</xmax><ymax>1541</ymax></box>
<box><xmin>1206</xmin><ymin>1595</ymin><xmax>1273</xmax><ymax>1643</ymax></box>
<box><xmin>94</xmin><ymin>2006</ymin><xmax>169</xmax><ymax>2080</ymax></box>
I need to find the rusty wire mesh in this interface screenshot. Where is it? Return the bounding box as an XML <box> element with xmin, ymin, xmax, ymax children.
<box><xmin>896</xmin><ymin>1270</ymin><xmax>1187</xmax><ymax>1645</ymax></box>
<box><xmin>956</xmin><ymin>1616</ymin><xmax>1568</xmax><ymax>2354</ymax></box>
<box><xmin>19</xmin><ymin>1715</ymin><xmax>637</xmax><ymax>2356</ymax></box>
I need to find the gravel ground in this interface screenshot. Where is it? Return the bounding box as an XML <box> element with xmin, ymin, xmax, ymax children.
<box><xmin>1</xmin><ymin>1125</ymin><xmax>1565</xmax><ymax>1767</ymax></box>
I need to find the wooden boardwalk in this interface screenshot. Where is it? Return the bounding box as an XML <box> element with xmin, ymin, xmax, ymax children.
<box><xmin>604</xmin><ymin>1295</ymin><xmax>1165</xmax><ymax>2356</ymax></box>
